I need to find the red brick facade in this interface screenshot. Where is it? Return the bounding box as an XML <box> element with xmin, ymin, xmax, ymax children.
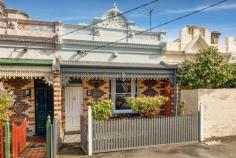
<box><xmin>53</xmin><ymin>74</ymin><xmax>63</xmax><ymax>137</ymax></box>
<box><xmin>138</xmin><ymin>79</ymin><xmax>173</xmax><ymax>116</ymax></box>
<box><xmin>0</xmin><ymin>77</ymin><xmax>174</xmax><ymax>136</ymax></box>
<box><xmin>0</xmin><ymin>78</ymin><xmax>35</xmax><ymax>134</ymax></box>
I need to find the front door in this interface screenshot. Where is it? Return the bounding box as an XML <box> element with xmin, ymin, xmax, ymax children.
<box><xmin>65</xmin><ymin>87</ymin><xmax>83</xmax><ymax>132</ymax></box>
<box><xmin>35</xmin><ymin>79</ymin><xmax>54</xmax><ymax>135</ymax></box>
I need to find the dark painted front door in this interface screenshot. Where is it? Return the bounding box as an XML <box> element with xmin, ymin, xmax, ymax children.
<box><xmin>35</xmin><ymin>79</ymin><xmax>54</xmax><ymax>135</ymax></box>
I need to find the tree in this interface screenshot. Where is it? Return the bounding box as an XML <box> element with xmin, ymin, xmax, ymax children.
<box><xmin>177</xmin><ymin>47</ymin><xmax>235</xmax><ymax>89</ymax></box>
<box><xmin>0</xmin><ymin>82</ymin><xmax>15</xmax><ymax>123</ymax></box>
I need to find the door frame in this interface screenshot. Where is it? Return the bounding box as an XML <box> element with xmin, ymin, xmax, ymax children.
<box><xmin>64</xmin><ymin>85</ymin><xmax>83</xmax><ymax>133</ymax></box>
<box><xmin>34</xmin><ymin>79</ymin><xmax>54</xmax><ymax>136</ymax></box>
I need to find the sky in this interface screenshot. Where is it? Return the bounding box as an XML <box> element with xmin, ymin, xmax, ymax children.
<box><xmin>4</xmin><ymin>0</ymin><xmax>236</xmax><ymax>43</ymax></box>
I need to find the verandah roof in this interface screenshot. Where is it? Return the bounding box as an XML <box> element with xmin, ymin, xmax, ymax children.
<box><xmin>0</xmin><ymin>65</ymin><xmax>52</xmax><ymax>79</ymax></box>
<box><xmin>0</xmin><ymin>58</ymin><xmax>53</xmax><ymax>84</ymax></box>
<box><xmin>61</xmin><ymin>67</ymin><xmax>176</xmax><ymax>80</ymax></box>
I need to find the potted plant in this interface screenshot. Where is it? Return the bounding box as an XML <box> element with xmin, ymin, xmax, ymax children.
<box><xmin>126</xmin><ymin>96</ymin><xmax>168</xmax><ymax>117</ymax></box>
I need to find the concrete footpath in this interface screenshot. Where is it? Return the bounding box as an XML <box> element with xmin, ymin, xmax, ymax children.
<box><xmin>57</xmin><ymin>136</ymin><xmax>236</xmax><ymax>158</ymax></box>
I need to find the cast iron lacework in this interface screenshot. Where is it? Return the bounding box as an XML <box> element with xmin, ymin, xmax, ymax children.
<box><xmin>62</xmin><ymin>72</ymin><xmax>172</xmax><ymax>80</ymax></box>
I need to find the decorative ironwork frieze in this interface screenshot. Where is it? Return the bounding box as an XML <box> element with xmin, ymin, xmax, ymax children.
<box><xmin>0</xmin><ymin>65</ymin><xmax>53</xmax><ymax>84</ymax></box>
<box><xmin>62</xmin><ymin>72</ymin><xmax>172</xmax><ymax>80</ymax></box>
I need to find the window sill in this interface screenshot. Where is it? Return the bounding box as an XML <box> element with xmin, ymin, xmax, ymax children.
<box><xmin>112</xmin><ymin>109</ymin><xmax>136</xmax><ymax>114</ymax></box>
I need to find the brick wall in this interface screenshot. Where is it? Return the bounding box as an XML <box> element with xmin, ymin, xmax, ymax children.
<box><xmin>137</xmin><ymin>79</ymin><xmax>173</xmax><ymax>116</ymax></box>
<box><xmin>0</xmin><ymin>78</ymin><xmax>35</xmax><ymax>135</ymax></box>
<box><xmin>82</xmin><ymin>79</ymin><xmax>109</xmax><ymax>114</ymax></box>
<box><xmin>61</xmin><ymin>79</ymin><xmax>109</xmax><ymax>133</ymax></box>
<box><xmin>52</xmin><ymin>74</ymin><xmax>63</xmax><ymax>137</ymax></box>
<box><xmin>182</xmin><ymin>89</ymin><xmax>236</xmax><ymax>139</ymax></box>
<box><xmin>62</xmin><ymin>78</ymin><xmax>173</xmax><ymax>134</ymax></box>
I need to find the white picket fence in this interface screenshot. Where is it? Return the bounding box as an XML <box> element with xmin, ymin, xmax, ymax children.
<box><xmin>81</xmin><ymin>104</ymin><xmax>204</xmax><ymax>155</ymax></box>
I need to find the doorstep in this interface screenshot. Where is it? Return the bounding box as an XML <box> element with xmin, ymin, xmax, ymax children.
<box><xmin>64</xmin><ymin>133</ymin><xmax>81</xmax><ymax>144</ymax></box>
<box><xmin>18</xmin><ymin>136</ymin><xmax>46</xmax><ymax>158</ymax></box>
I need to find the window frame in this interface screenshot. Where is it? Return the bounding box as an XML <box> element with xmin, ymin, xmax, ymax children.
<box><xmin>111</xmin><ymin>79</ymin><xmax>136</xmax><ymax>114</ymax></box>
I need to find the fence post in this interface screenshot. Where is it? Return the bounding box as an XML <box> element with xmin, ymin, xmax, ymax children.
<box><xmin>52</xmin><ymin>118</ymin><xmax>59</xmax><ymax>158</ymax></box>
<box><xmin>199</xmin><ymin>103</ymin><xmax>204</xmax><ymax>142</ymax></box>
<box><xmin>4</xmin><ymin>121</ymin><xmax>10</xmax><ymax>158</ymax></box>
<box><xmin>88</xmin><ymin>106</ymin><xmax>92</xmax><ymax>156</ymax></box>
<box><xmin>51</xmin><ymin>120</ymin><xmax>53</xmax><ymax>158</ymax></box>
<box><xmin>46</xmin><ymin>116</ymin><xmax>52</xmax><ymax>158</ymax></box>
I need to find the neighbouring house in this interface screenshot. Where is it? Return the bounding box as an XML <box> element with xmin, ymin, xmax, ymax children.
<box><xmin>0</xmin><ymin>0</ymin><xmax>59</xmax><ymax>136</ymax></box>
<box><xmin>227</xmin><ymin>37</ymin><xmax>236</xmax><ymax>63</ymax></box>
<box><xmin>163</xmin><ymin>25</ymin><xmax>236</xmax><ymax>64</ymax></box>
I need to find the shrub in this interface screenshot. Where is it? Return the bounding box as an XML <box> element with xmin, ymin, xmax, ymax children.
<box><xmin>178</xmin><ymin>101</ymin><xmax>185</xmax><ymax>116</ymax></box>
<box><xmin>88</xmin><ymin>99</ymin><xmax>113</xmax><ymax>121</ymax></box>
<box><xmin>0</xmin><ymin>82</ymin><xmax>15</xmax><ymax>124</ymax></box>
<box><xmin>177</xmin><ymin>47</ymin><xmax>235</xmax><ymax>89</ymax></box>
<box><xmin>126</xmin><ymin>96</ymin><xmax>168</xmax><ymax>117</ymax></box>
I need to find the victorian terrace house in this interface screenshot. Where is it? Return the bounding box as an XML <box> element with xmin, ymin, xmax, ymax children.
<box><xmin>58</xmin><ymin>4</ymin><xmax>178</xmax><ymax>134</ymax></box>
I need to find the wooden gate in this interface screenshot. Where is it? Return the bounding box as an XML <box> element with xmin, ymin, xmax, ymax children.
<box><xmin>0</xmin><ymin>125</ymin><xmax>4</xmax><ymax>158</ymax></box>
<box><xmin>11</xmin><ymin>118</ymin><xmax>27</xmax><ymax>158</ymax></box>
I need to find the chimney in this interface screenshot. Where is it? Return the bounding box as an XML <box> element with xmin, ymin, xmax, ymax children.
<box><xmin>211</xmin><ymin>31</ymin><xmax>221</xmax><ymax>44</ymax></box>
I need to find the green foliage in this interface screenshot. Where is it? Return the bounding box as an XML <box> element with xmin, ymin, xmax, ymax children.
<box><xmin>126</xmin><ymin>96</ymin><xmax>168</xmax><ymax>117</ymax></box>
<box><xmin>88</xmin><ymin>99</ymin><xmax>113</xmax><ymax>121</ymax></box>
<box><xmin>224</xmin><ymin>65</ymin><xmax>236</xmax><ymax>88</ymax></box>
<box><xmin>178</xmin><ymin>101</ymin><xmax>185</xmax><ymax>116</ymax></box>
<box><xmin>0</xmin><ymin>82</ymin><xmax>15</xmax><ymax>124</ymax></box>
<box><xmin>177</xmin><ymin>47</ymin><xmax>235</xmax><ymax>89</ymax></box>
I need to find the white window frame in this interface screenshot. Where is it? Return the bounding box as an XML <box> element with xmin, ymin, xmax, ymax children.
<box><xmin>111</xmin><ymin>79</ymin><xmax>136</xmax><ymax>114</ymax></box>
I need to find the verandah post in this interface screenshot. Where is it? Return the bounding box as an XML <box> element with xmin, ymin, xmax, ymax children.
<box><xmin>4</xmin><ymin>121</ymin><xmax>10</xmax><ymax>158</ymax></box>
<box><xmin>199</xmin><ymin>103</ymin><xmax>204</xmax><ymax>142</ymax></box>
<box><xmin>88</xmin><ymin>106</ymin><xmax>92</xmax><ymax>156</ymax></box>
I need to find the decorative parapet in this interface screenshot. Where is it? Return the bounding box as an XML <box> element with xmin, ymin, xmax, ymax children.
<box><xmin>62</xmin><ymin>39</ymin><xmax>162</xmax><ymax>50</ymax></box>
<box><xmin>0</xmin><ymin>18</ymin><xmax>58</xmax><ymax>38</ymax></box>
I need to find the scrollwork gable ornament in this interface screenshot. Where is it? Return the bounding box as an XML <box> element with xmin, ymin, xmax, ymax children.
<box><xmin>96</xmin><ymin>3</ymin><xmax>128</xmax><ymax>30</ymax></box>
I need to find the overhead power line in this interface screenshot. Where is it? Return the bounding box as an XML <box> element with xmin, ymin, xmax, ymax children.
<box><xmin>58</xmin><ymin>0</ymin><xmax>160</xmax><ymax>38</ymax></box>
<box><xmin>85</xmin><ymin>0</ymin><xmax>228</xmax><ymax>53</ymax></box>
